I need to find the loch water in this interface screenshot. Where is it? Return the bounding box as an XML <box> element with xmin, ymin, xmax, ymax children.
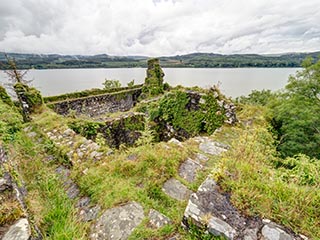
<box><xmin>0</xmin><ymin>67</ymin><xmax>300</xmax><ymax>98</ymax></box>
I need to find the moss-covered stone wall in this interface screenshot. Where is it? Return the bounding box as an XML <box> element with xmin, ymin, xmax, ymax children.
<box><xmin>142</xmin><ymin>58</ymin><xmax>164</xmax><ymax>97</ymax></box>
<box><xmin>69</xmin><ymin>113</ymin><xmax>145</xmax><ymax>148</ymax></box>
<box><xmin>48</xmin><ymin>88</ymin><xmax>142</xmax><ymax>117</ymax></box>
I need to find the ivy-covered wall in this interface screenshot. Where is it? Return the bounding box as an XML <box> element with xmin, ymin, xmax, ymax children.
<box><xmin>141</xmin><ymin>89</ymin><xmax>235</xmax><ymax>141</ymax></box>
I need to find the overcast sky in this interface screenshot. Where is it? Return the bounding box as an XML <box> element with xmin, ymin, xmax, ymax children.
<box><xmin>0</xmin><ymin>0</ymin><xmax>319</xmax><ymax>56</ymax></box>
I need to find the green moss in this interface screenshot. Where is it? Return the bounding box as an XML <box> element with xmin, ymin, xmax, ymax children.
<box><xmin>0</xmin><ymin>100</ymin><xmax>23</xmax><ymax>142</ymax></box>
<box><xmin>44</xmin><ymin>84</ymin><xmax>143</xmax><ymax>103</ymax></box>
<box><xmin>13</xmin><ymin>82</ymin><xmax>43</xmax><ymax>113</ymax></box>
<box><xmin>68</xmin><ymin>120</ymin><xmax>103</xmax><ymax>139</ymax></box>
<box><xmin>147</xmin><ymin>90</ymin><xmax>225</xmax><ymax>141</ymax></box>
<box><xmin>142</xmin><ymin>58</ymin><xmax>165</xmax><ymax>97</ymax></box>
<box><xmin>0</xmin><ymin>86</ymin><xmax>13</xmax><ymax>106</ymax></box>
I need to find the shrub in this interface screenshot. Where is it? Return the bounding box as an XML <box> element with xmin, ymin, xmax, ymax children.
<box><xmin>103</xmin><ymin>79</ymin><xmax>121</xmax><ymax>89</ymax></box>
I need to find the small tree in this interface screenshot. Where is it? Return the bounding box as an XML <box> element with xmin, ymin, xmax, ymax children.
<box><xmin>271</xmin><ymin>57</ymin><xmax>320</xmax><ymax>158</ymax></box>
<box><xmin>103</xmin><ymin>79</ymin><xmax>121</xmax><ymax>89</ymax></box>
<box><xmin>127</xmin><ymin>79</ymin><xmax>135</xmax><ymax>88</ymax></box>
<box><xmin>2</xmin><ymin>54</ymin><xmax>42</xmax><ymax>122</ymax></box>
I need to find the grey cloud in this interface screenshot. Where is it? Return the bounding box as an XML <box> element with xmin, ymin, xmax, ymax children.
<box><xmin>0</xmin><ymin>0</ymin><xmax>319</xmax><ymax>55</ymax></box>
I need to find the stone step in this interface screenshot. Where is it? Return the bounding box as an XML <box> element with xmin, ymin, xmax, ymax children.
<box><xmin>178</xmin><ymin>158</ymin><xmax>203</xmax><ymax>183</ymax></box>
<box><xmin>90</xmin><ymin>201</ymin><xmax>145</xmax><ymax>240</ymax></box>
<box><xmin>162</xmin><ymin>178</ymin><xmax>192</xmax><ymax>201</ymax></box>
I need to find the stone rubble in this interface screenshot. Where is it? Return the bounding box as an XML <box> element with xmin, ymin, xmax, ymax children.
<box><xmin>45</xmin><ymin>127</ymin><xmax>105</xmax><ymax>163</ymax></box>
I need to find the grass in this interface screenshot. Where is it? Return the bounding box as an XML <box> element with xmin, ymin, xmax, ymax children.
<box><xmin>10</xmin><ymin>128</ymin><xmax>89</xmax><ymax>240</ymax></box>
<box><xmin>0</xmin><ymin>100</ymin><xmax>88</xmax><ymax>239</ymax></box>
<box><xmin>2</xmin><ymin>97</ymin><xmax>318</xmax><ymax>239</ymax></box>
<box><xmin>212</xmin><ymin>105</ymin><xmax>320</xmax><ymax>239</ymax></box>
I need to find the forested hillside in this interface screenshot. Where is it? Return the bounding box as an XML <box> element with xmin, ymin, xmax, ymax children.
<box><xmin>0</xmin><ymin>51</ymin><xmax>319</xmax><ymax>69</ymax></box>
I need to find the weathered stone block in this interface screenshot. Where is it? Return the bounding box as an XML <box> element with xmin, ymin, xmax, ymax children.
<box><xmin>90</xmin><ymin>201</ymin><xmax>144</xmax><ymax>240</ymax></box>
<box><xmin>2</xmin><ymin>218</ymin><xmax>31</xmax><ymax>240</ymax></box>
<box><xmin>162</xmin><ymin>178</ymin><xmax>192</xmax><ymax>201</ymax></box>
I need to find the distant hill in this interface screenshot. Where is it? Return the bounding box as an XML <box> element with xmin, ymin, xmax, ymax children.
<box><xmin>0</xmin><ymin>51</ymin><xmax>319</xmax><ymax>69</ymax></box>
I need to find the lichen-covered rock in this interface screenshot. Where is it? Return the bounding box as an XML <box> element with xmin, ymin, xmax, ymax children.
<box><xmin>208</xmin><ymin>216</ymin><xmax>237</xmax><ymax>239</ymax></box>
<box><xmin>261</xmin><ymin>222</ymin><xmax>294</xmax><ymax>240</ymax></box>
<box><xmin>178</xmin><ymin>158</ymin><xmax>203</xmax><ymax>183</ymax></box>
<box><xmin>199</xmin><ymin>141</ymin><xmax>228</xmax><ymax>156</ymax></box>
<box><xmin>182</xmin><ymin>177</ymin><xmax>304</xmax><ymax>240</ymax></box>
<box><xmin>148</xmin><ymin>209</ymin><xmax>171</xmax><ymax>228</ymax></box>
<box><xmin>168</xmin><ymin>138</ymin><xmax>183</xmax><ymax>147</ymax></box>
<box><xmin>2</xmin><ymin>218</ymin><xmax>31</xmax><ymax>240</ymax></box>
<box><xmin>183</xmin><ymin>177</ymin><xmax>250</xmax><ymax>239</ymax></box>
<box><xmin>162</xmin><ymin>178</ymin><xmax>192</xmax><ymax>201</ymax></box>
<box><xmin>0</xmin><ymin>174</ymin><xmax>12</xmax><ymax>192</ymax></box>
<box><xmin>90</xmin><ymin>201</ymin><xmax>144</xmax><ymax>240</ymax></box>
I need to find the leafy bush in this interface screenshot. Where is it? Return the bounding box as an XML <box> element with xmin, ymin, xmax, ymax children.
<box><xmin>127</xmin><ymin>79</ymin><xmax>135</xmax><ymax>87</ymax></box>
<box><xmin>271</xmin><ymin>58</ymin><xmax>320</xmax><ymax>158</ymax></box>
<box><xmin>14</xmin><ymin>82</ymin><xmax>43</xmax><ymax>113</ymax></box>
<box><xmin>236</xmin><ymin>89</ymin><xmax>275</xmax><ymax>106</ymax></box>
<box><xmin>68</xmin><ymin>120</ymin><xmax>103</xmax><ymax>139</ymax></box>
<box><xmin>277</xmin><ymin>154</ymin><xmax>319</xmax><ymax>186</ymax></box>
<box><xmin>0</xmin><ymin>86</ymin><xmax>13</xmax><ymax>106</ymax></box>
<box><xmin>103</xmin><ymin>79</ymin><xmax>121</xmax><ymax>89</ymax></box>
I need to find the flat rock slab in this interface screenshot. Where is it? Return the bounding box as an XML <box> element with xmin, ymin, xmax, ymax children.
<box><xmin>80</xmin><ymin>205</ymin><xmax>101</xmax><ymax>222</ymax></box>
<box><xmin>261</xmin><ymin>223</ymin><xmax>293</xmax><ymax>240</ymax></box>
<box><xmin>90</xmin><ymin>201</ymin><xmax>144</xmax><ymax>240</ymax></box>
<box><xmin>199</xmin><ymin>141</ymin><xmax>228</xmax><ymax>156</ymax></box>
<box><xmin>179</xmin><ymin>158</ymin><xmax>203</xmax><ymax>183</ymax></box>
<box><xmin>2</xmin><ymin>218</ymin><xmax>31</xmax><ymax>240</ymax></box>
<box><xmin>162</xmin><ymin>178</ymin><xmax>192</xmax><ymax>201</ymax></box>
<box><xmin>194</xmin><ymin>153</ymin><xmax>209</xmax><ymax>165</ymax></box>
<box><xmin>148</xmin><ymin>209</ymin><xmax>171</xmax><ymax>229</ymax></box>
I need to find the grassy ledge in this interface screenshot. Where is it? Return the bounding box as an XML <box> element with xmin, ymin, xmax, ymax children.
<box><xmin>212</xmin><ymin>105</ymin><xmax>320</xmax><ymax>239</ymax></box>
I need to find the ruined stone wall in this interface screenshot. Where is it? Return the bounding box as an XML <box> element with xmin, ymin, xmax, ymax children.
<box><xmin>49</xmin><ymin>88</ymin><xmax>142</xmax><ymax>117</ymax></box>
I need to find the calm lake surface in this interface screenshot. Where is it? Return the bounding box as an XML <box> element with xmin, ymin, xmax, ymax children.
<box><xmin>0</xmin><ymin>68</ymin><xmax>300</xmax><ymax>98</ymax></box>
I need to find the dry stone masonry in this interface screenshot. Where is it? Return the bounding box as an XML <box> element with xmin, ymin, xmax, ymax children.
<box><xmin>45</xmin><ymin>127</ymin><xmax>106</xmax><ymax>163</ymax></box>
<box><xmin>49</xmin><ymin>88</ymin><xmax>142</xmax><ymax>117</ymax></box>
